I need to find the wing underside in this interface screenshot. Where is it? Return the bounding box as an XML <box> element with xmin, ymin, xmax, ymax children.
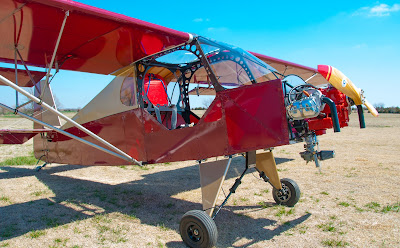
<box><xmin>250</xmin><ymin>52</ymin><xmax>329</xmax><ymax>86</ymax></box>
<box><xmin>0</xmin><ymin>0</ymin><xmax>191</xmax><ymax>75</ymax></box>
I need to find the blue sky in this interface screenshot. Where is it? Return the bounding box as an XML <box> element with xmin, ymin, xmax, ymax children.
<box><xmin>2</xmin><ymin>0</ymin><xmax>400</xmax><ymax>108</ymax></box>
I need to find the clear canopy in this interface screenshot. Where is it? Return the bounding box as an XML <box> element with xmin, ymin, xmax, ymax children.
<box><xmin>154</xmin><ymin>36</ymin><xmax>278</xmax><ymax>88</ymax></box>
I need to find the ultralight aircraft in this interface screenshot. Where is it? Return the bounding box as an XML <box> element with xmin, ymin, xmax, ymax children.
<box><xmin>0</xmin><ymin>0</ymin><xmax>378</xmax><ymax>247</ymax></box>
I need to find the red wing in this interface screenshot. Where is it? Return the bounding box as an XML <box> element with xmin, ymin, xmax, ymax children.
<box><xmin>0</xmin><ymin>0</ymin><xmax>191</xmax><ymax>75</ymax></box>
<box><xmin>250</xmin><ymin>52</ymin><xmax>329</xmax><ymax>86</ymax></box>
<box><xmin>0</xmin><ymin>67</ymin><xmax>46</xmax><ymax>87</ymax></box>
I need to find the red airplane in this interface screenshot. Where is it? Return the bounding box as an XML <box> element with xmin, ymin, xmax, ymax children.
<box><xmin>0</xmin><ymin>1</ymin><xmax>378</xmax><ymax>247</ymax></box>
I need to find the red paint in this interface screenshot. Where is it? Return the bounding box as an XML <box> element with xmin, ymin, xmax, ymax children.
<box><xmin>188</xmin><ymin>112</ymin><xmax>200</xmax><ymax>124</ymax></box>
<box><xmin>202</xmin><ymin>99</ymin><xmax>222</xmax><ymax>123</ymax></box>
<box><xmin>140</xmin><ymin>33</ymin><xmax>164</xmax><ymax>55</ymax></box>
<box><xmin>317</xmin><ymin>65</ymin><xmax>330</xmax><ymax>79</ymax></box>
<box><xmin>0</xmin><ymin>0</ymin><xmax>190</xmax><ymax>75</ymax></box>
<box><xmin>307</xmin><ymin>87</ymin><xmax>349</xmax><ymax>134</ymax></box>
<box><xmin>50</xmin><ymin>121</ymin><xmax>104</xmax><ymax>142</ymax></box>
<box><xmin>36</xmin><ymin>79</ymin><xmax>289</xmax><ymax>165</ymax></box>
<box><xmin>0</xmin><ymin>129</ymin><xmax>50</xmax><ymax>144</ymax></box>
<box><xmin>143</xmin><ymin>75</ymin><xmax>168</xmax><ymax>106</ymax></box>
<box><xmin>222</xmin><ymin>81</ymin><xmax>288</xmax><ymax>153</ymax></box>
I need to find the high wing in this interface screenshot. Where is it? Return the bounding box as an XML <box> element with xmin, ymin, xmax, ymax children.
<box><xmin>0</xmin><ymin>0</ymin><xmax>192</xmax><ymax>75</ymax></box>
<box><xmin>250</xmin><ymin>52</ymin><xmax>329</xmax><ymax>86</ymax></box>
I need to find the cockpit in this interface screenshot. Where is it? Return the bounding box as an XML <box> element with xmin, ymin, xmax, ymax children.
<box><xmin>125</xmin><ymin>36</ymin><xmax>279</xmax><ymax>130</ymax></box>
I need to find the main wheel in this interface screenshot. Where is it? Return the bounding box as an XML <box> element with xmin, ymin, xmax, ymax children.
<box><xmin>272</xmin><ymin>178</ymin><xmax>300</xmax><ymax>207</ymax></box>
<box><xmin>179</xmin><ymin>210</ymin><xmax>218</xmax><ymax>248</ymax></box>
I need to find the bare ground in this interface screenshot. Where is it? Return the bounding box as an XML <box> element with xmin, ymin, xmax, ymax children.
<box><xmin>0</xmin><ymin>113</ymin><xmax>399</xmax><ymax>247</ymax></box>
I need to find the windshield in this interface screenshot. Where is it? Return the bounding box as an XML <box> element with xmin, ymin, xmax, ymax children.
<box><xmin>189</xmin><ymin>37</ymin><xmax>277</xmax><ymax>87</ymax></box>
<box><xmin>146</xmin><ymin>36</ymin><xmax>278</xmax><ymax>88</ymax></box>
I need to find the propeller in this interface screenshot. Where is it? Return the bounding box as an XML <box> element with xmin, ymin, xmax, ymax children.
<box><xmin>318</xmin><ymin>65</ymin><xmax>379</xmax><ymax>117</ymax></box>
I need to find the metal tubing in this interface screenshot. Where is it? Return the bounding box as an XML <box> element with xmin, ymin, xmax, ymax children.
<box><xmin>356</xmin><ymin>105</ymin><xmax>366</xmax><ymax>129</ymax></box>
<box><xmin>212</xmin><ymin>162</ymin><xmax>248</xmax><ymax>219</ymax></box>
<box><xmin>14</xmin><ymin>48</ymin><xmax>18</xmax><ymax>107</ymax></box>
<box><xmin>195</xmin><ymin>39</ymin><xmax>224</xmax><ymax>92</ymax></box>
<box><xmin>16</xmin><ymin>99</ymin><xmax>33</xmax><ymax>110</ymax></box>
<box><xmin>0</xmin><ymin>103</ymin><xmax>137</xmax><ymax>164</ymax></box>
<box><xmin>44</xmin><ymin>10</ymin><xmax>69</xmax><ymax>86</ymax></box>
<box><xmin>0</xmin><ymin>75</ymin><xmax>141</xmax><ymax>165</ymax></box>
<box><xmin>305</xmin><ymin>73</ymin><xmax>317</xmax><ymax>82</ymax></box>
<box><xmin>322</xmin><ymin>97</ymin><xmax>340</xmax><ymax>132</ymax></box>
<box><xmin>15</xmin><ymin>48</ymin><xmax>40</xmax><ymax>93</ymax></box>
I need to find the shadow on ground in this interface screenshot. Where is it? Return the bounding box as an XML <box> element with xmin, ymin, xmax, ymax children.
<box><xmin>0</xmin><ymin>156</ymin><xmax>310</xmax><ymax>246</ymax></box>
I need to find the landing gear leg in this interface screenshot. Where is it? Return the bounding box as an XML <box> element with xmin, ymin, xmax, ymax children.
<box><xmin>180</xmin><ymin>153</ymin><xmax>251</xmax><ymax>248</ymax></box>
<box><xmin>211</xmin><ymin>162</ymin><xmax>249</xmax><ymax>219</ymax></box>
<box><xmin>34</xmin><ymin>155</ymin><xmax>48</xmax><ymax>172</ymax></box>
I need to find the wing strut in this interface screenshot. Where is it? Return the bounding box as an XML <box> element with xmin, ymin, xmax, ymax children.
<box><xmin>41</xmin><ymin>10</ymin><xmax>69</xmax><ymax>100</ymax></box>
<box><xmin>305</xmin><ymin>73</ymin><xmax>317</xmax><ymax>83</ymax></box>
<box><xmin>0</xmin><ymin>75</ymin><xmax>141</xmax><ymax>166</ymax></box>
<box><xmin>0</xmin><ymin>102</ymin><xmax>137</xmax><ymax>164</ymax></box>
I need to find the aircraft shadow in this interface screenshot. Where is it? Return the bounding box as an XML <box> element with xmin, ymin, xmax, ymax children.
<box><xmin>0</xmin><ymin>156</ymin><xmax>305</xmax><ymax>246</ymax></box>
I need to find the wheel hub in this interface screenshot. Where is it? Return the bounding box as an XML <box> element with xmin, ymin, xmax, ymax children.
<box><xmin>187</xmin><ymin>224</ymin><xmax>202</xmax><ymax>242</ymax></box>
<box><xmin>277</xmin><ymin>184</ymin><xmax>291</xmax><ymax>202</ymax></box>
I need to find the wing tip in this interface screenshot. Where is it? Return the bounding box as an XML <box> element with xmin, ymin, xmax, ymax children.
<box><xmin>317</xmin><ymin>65</ymin><xmax>330</xmax><ymax>80</ymax></box>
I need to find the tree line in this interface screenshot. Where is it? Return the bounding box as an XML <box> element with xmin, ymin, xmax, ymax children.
<box><xmin>373</xmin><ymin>105</ymin><xmax>400</xmax><ymax>114</ymax></box>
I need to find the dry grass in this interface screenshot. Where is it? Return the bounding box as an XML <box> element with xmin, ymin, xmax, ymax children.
<box><xmin>0</xmin><ymin>113</ymin><xmax>399</xmax><ymax>247</ymax></box>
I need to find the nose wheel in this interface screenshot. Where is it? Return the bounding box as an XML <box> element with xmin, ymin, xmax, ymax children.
<box><xmin>272</xmin><ymin>178</ymin><xmax>300</xmax><ymax>207</ymax></box>
<box><xmin>179</xmin><ymin>210</ymin><xmax>218</xmax><ymax>248</ymax></box>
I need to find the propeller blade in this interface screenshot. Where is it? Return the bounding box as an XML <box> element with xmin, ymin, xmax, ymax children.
<box><xmin>318</xmin><ymin>65</ymin><xmax>378</xmax><ymax>117</ymax></box>
<box><xmin>364</xmin><ymin>100</ymin><xmax>379</xmax><ymax>117</ymax></box>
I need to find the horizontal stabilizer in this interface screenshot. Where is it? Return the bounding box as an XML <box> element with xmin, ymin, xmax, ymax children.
<box><xmin>0</xmin><ymin>129</ymin><xmax>51</xmax><ymax>144</ymax></box>
<box><xmin>188</xmin><ymin>87</ymin><xmax>216</xmax><ymax>96</ymax></box>
<box><xmin>0</xmin><ymin>67</ymin><xmax>46</xmax><ymax>87</ymax></box>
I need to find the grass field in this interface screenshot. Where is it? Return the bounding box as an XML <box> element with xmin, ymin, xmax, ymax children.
<box><xmin>0</xmin><ymin>113</ymin><xmax>399</xmax><ymax>247</ymax></box>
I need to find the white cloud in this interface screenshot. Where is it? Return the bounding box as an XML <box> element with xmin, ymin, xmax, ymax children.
<box><xmin>207</xmin><ymin>27</ymin><xmax>228</xmax><ymax>32</ymax></box>
<box><xmin>193</xmin><ymin>18</ymin><xmax>210</xmax><ymax>22</ymax></box>
<box><xmin>354</xmin><ymin>3</ymin><xmax>400</xmax><ymax>17</ymax></box>
<box><xmin>353</xmin><ymin>43</ymin><xmax>368</xmax><ymax>49</ymax></box>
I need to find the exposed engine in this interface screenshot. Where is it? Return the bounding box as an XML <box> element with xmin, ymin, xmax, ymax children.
<box><xmin>286</xmin><ymin>87</ymin><xmax>325</xmax><ymax>120</ymax></box>
<box><xmin>284</xmin><ymin>83</ymin><xmax>350</xmax><ymax>170</ymax></box>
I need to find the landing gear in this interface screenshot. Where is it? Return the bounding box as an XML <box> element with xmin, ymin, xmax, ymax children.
<box><xmin>35</xmin><ymin>162</ymin><xmax>47</xmax><ymax>171</ymax></box>
<box><xmin>179</xmin><ymin>153</ymin><xmax>301</xmax><ymax>247</ymax></box>
<box><xmin>272</xmin><ymin>178</ymin><xmax>300</xmax><ymax>207</ymax></box>
<box><xmin>179</xmin><ymin>210</ymin><xmax>218</xmax><ymax>248</ymax></box>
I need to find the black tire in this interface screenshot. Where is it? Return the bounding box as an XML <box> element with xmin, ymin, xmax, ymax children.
<box><xmin>272</xmin><ymin>178</ymin><xmax>300</xmax><ymax>207</ymax></box>
<box><xmin>179</xmin><ymin>210</ymin><xmax>218</xmax><ymax>248</ymax></box>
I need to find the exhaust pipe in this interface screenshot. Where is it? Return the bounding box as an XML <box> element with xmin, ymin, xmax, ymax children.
<box><xmin>321</xmin><ymin>97</ymin><xmax>340</xmax><ymax>132</ymax></box>
<box><xmin>356</xmin><ymin>105</ymin><xmax>366</xmax><ymax>129</ymax></box>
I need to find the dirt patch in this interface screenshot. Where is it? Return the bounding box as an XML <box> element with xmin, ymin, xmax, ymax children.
<box><xmin>0</xmin><ymin>114</ymin><xmax>399</xmax><ymax>247</ymax></box>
